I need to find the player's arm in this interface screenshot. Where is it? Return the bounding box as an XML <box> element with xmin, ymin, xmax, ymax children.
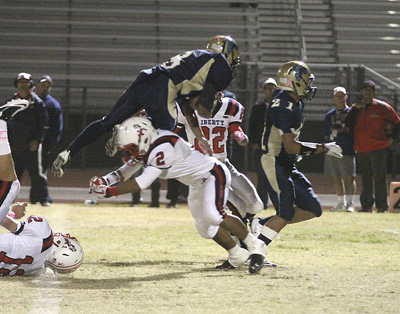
<box><xmin>282</xmin><ymin>133</ymin><xmax>342</xmax><ymax>158</ymax></box>
<box><xmin>181</xmin><ymin>97</ymin><xmax>213</xmax><ymax>155</ymax></box>
<box><xmin>0</xmin><ymin>202</ymin><xmax>27</xmax><ymax>232</ymax></box>
<box><xmin>91</xmin><ymin>165</ymin><xmax>162</xmax><ymax>198</ymax></box>
<box><xmin>282</xmin><ymin>133</ymin><xmax>324</xmax><ymax>155</ymax></box>
<box><xmin>229</xmin><ymin>124</ymin><xmax>248</xmax><ymax>147</ymax></box>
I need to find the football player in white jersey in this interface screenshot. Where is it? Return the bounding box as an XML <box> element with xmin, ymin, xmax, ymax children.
<box><xmin>0</xmin><ymin>101</ymin><xmax>83</xmax><ymax>275</ymax></box>
<box><xmin>90</xmin><ymin>117</ymin><xmax>267</xmax><ymax>274</ymax></box>
<box><xmin>176</xmin><ymin>92</ymin><xmax>263</xmax><ymax>221</ymax></box>
<box><xmin>176</xmin><ymin>93</ymin><xmax>274</xmax><ymax>269</ymax></box>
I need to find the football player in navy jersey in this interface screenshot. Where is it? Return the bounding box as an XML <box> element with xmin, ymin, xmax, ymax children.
<box><xmin>251</xmin><ymin>61</ymin><xmax>343</xmax><ymax>256</ymax></box>
<box><xmin>52</xmin><ymin>35</ymin><xmax>241</xmax><ymax>178</ymax></box>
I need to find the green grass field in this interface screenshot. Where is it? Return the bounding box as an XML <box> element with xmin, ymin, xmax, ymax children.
<box><xmin>1</xmin><ymin>203</ymin><xmax>399</xmax><ymax>314</ymax></box>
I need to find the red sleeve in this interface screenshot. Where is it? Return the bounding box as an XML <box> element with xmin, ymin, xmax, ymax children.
<box><xmin>228</xmin><ymin>123</ymin><xmax>243</xmax><ymax>133</ymax></box>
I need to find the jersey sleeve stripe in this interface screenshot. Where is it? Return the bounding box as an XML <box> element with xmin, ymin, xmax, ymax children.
<box><xmin>224</xmin><ymin>98</ymin><xmax>239</xmax><ymax>116</ymax></box>
<box><xmin>41</xmin><ymin>231</ymin><xmax>54</xmax><ymax>253</ymax></box>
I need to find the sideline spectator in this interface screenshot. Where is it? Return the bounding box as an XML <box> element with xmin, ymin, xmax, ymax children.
<box><xmin>323</xmin><ymin>87</ymin><xmax>356</xmax><ymax>212</ymax></box>
<box><xmin>36</xmin><ymin>75</ymin><xmax>63</xmax><ymax>171</ymax></box>
<box><xmin>36</xmin><ymin>75</ymin><xmax>63</xmax><ymax>205</ymax></box>
<box><xmin>248</xmin><ymin>77</ymin><xmax>277</xmax><ymax>209</ymax></box>
<box><xmin>346</xmin><ymin>80</ymin><xmax>400</xmax><ymax>213</ymax></box>
<box><xmin>5</xmin><ymin>73</ymin><xmax>50</xmax><ymax>206</ymax></box>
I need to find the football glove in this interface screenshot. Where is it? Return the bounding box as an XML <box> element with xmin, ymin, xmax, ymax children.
<box><xmin>89</xmin><ymin>182</ymin><xmax>118</xmax><ymax>198</ymax></box>
<box><xmin>197</xmin><ymin>137</ymin><xmax>213</xmax><ymax>156</ymax></box>
<box><xmin>231</xmin><ymin>130</ymin><xmax>246</xmax><ymax>143</ymax></box>
<box><xmin>89</xmin><ymin>176</ymin><xmax>107</xmax><ymax>190</ymax></box>
<box><xmin>0</xmin><ymin>99</ymin><xmax>30</xmax><ymax>121</ymax></box>
<box><xmin>52</xmin><ymin>150</ymin><xmax>71</xmax><ymax>177</ymax></box>
<box><xmin>105</xmin><ymin>124</ymin><xmax>120</xmax><ymax>157</ymax></box>
<box><xmin>324</xmin><ymin>142</ymin><xmax>343</xmax><ymax>158</ymax></box>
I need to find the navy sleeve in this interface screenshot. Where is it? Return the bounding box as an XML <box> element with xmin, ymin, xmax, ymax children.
<box><xmin>198</xmin><ymin>55</ymin><xmax>232</xmax><ymax>108</ymax></box>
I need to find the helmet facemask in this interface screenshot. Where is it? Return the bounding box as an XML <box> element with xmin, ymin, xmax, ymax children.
<box><xmin>277</xmin><ymin>61</ymin><xmax>317</xmax><ymax>101</ymax></box>
<box><xmin>116</xmin><ymin>117</ymin><xmax>155</xmax><ymax>165</ymax></box>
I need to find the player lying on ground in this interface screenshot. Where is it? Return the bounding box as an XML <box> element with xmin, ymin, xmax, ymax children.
<box><xmin>90</xmin><ymin>117</ymin><xmax>267</xmax><ymax>274</ymax></box>
<box><xmin>0</xmin><ymin>99</ymin><xmax>83</xmax><ymax>276</ymax></box>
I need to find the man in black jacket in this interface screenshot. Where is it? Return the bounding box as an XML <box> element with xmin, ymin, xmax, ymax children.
<box><xmin>5</xmin><ymin>72</ymin><xmax>50</xmax><ymax>206</ymax></box>
<box><xmin>248</xmin><ymin>77</ymin><xmax>277</xmax><ymax>209</ymax></box>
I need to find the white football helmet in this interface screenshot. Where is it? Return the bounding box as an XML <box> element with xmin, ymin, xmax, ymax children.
<box><xmin>46</xmin><ymin>233</ymin><xmax>84</xmax><ymax>274</ymax></box>
<box><xmin>116</xmin><ymin>117</ymin><xmax>156</xmax><ymax>164</ymax></box>
<box><xmin>276</xmin><ymin>61</ymin><xmax>317</xmax><ymax>100</ymax></box>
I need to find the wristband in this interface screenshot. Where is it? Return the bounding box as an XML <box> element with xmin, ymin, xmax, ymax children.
<box><xmin>7</xmin><ymin>211</ymin><xmax>16</xmax><ymax>219</ymax></box>
<box><xmin>102</xmin><ymin>171</ymin><xmax>121</xmax><ymax>186</ymax></box>
<box><xmin>299</xmin><ymin>142</ymin><xmax>318</xmax><ymax>156</ymax></box>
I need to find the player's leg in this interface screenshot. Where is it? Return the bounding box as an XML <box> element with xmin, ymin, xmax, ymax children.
<box><xmin>0</xmin><ymin>120</ymin><xmax>20</xmax><ymax>222</ymax></box>
<box><xmin>226</xmin><ymin>159</ymin><xmax>263</xmax><ymax>216</ymax></box>
<box><xmin>52</xmin><ymin>79</ymin><xmax>143</xmax><ymax>177</ymax></box>
<box><xmin>290</xmin><ymin>169</ymin><xmax>322</xmax><ymax>223</ymax></box>
<box><xmin>207</xmin><ymin>163</ymin><xmax>267</xmax><ymax>272</ymax></box>
<box><xmin>251</xmin><ymin>155</ymin><xmax>293</xmax><ymax>246</ymax></box>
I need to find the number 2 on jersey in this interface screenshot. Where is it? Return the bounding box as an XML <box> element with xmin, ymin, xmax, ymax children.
<box><xmin>195</xmin><ymin>126</ymin><xmax>226</xmax><ymax>154</ymax></box>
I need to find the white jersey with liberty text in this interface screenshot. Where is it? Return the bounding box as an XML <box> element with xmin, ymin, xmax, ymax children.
<box><xmin>177</xmin><ymin>97</ymin><xmax>244</xmax><ymax>161</ymax></box>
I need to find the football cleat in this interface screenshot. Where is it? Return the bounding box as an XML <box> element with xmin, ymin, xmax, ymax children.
<box><xmin>245</xmin><ymin>258</ymin><xmax>277</xmax><ymax>268</ymax></box>
<box><xmin>249</xmin><ymin>254</ymin><xmax>264</xmax><ymax>274</ymax></box>
<box><xmin>0</xmin><ymin>99</ymin><xmax>30</xmax><ymax>121</ymax></box>
<box><xmin>216</xmin><ymin>260</ymin><xmax>236</xmax><ymax>270</ymax></box>
<box><xmin>52</xmin><ymin>150</ymin><xmax>71</xmax><ymax>177</ymax></box>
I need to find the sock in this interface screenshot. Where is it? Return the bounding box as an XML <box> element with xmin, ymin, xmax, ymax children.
<box><xmin>337</xmin><ymin>195</ymin><xmax>345</xmax><ymax>205</ymax></box>
<box><xmin>345</xmin><ymin>195</ymin><xmax>354</xmax><ymax>206</ymax></box>
<box><xmin>259</xmin><ymin>225</ymin><xmax>279</xmax><ymax>246</ymax></box>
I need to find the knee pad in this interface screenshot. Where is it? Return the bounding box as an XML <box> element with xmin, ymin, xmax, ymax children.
<box><xmin>299</xmin><ymin>199</ymin><xmax>322</xmax><ymax>217</ymax></box>
<box><xmin>195</xmin><ymin>221</ymin><xmax>219</xmax><ymax>239</ymax></box>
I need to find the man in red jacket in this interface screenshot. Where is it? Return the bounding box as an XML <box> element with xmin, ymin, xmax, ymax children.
<box><xmin>346</xmin><ymin>80</ymin><xmax>400</xmax><ymax>212</ymax></box>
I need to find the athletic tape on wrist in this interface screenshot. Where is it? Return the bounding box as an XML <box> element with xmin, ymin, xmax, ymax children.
<box><xmin>299</xmin><ymin>142</ymin><xmax>318</xmax><ymax>156</ymax></box>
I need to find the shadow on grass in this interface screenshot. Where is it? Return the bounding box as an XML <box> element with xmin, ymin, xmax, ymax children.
<box><xmin>6</xmin><ymin>260</ymin><xmax>237</xmax><ymax>290</ymax></box>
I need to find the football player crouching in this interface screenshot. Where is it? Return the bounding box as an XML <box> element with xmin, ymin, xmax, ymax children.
<box><xmin>90</xmin><ymin>116</ymin><xmax>267</xmax><ymax>274</ymax></box>
<box><xmin>0</xmin><ymin>202</ymin><xmax>84</xmax><ymax>276</ymax></box>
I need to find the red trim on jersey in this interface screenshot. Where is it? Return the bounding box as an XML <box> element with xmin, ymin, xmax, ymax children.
<box><xmin>225</xmin><ymin>99</ymin><xmax>238</xmax><ymax>116</ymax></box>
<box><xmin>210</xmin><ymin>164</ymin><xmax>227</xmax><ymax>217</ymax></box>
<box><xmin>226</xmin><ymin>200</ymin><xmax>240</xmax><ymax>217</ymax></box>
<box><xmin>0</xmin><ymin>181</ymin><xmax>12</xmax><ymax>206</ymax></box>
<box><xmin>228</xmin><ymin>123</ymin><xmax>243</xmax><ymax>133</ymax></box>
<box><xmin>41</xmin><ymin>232</ymin><xmax>54</xmax><ymax>253</ymax></box>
